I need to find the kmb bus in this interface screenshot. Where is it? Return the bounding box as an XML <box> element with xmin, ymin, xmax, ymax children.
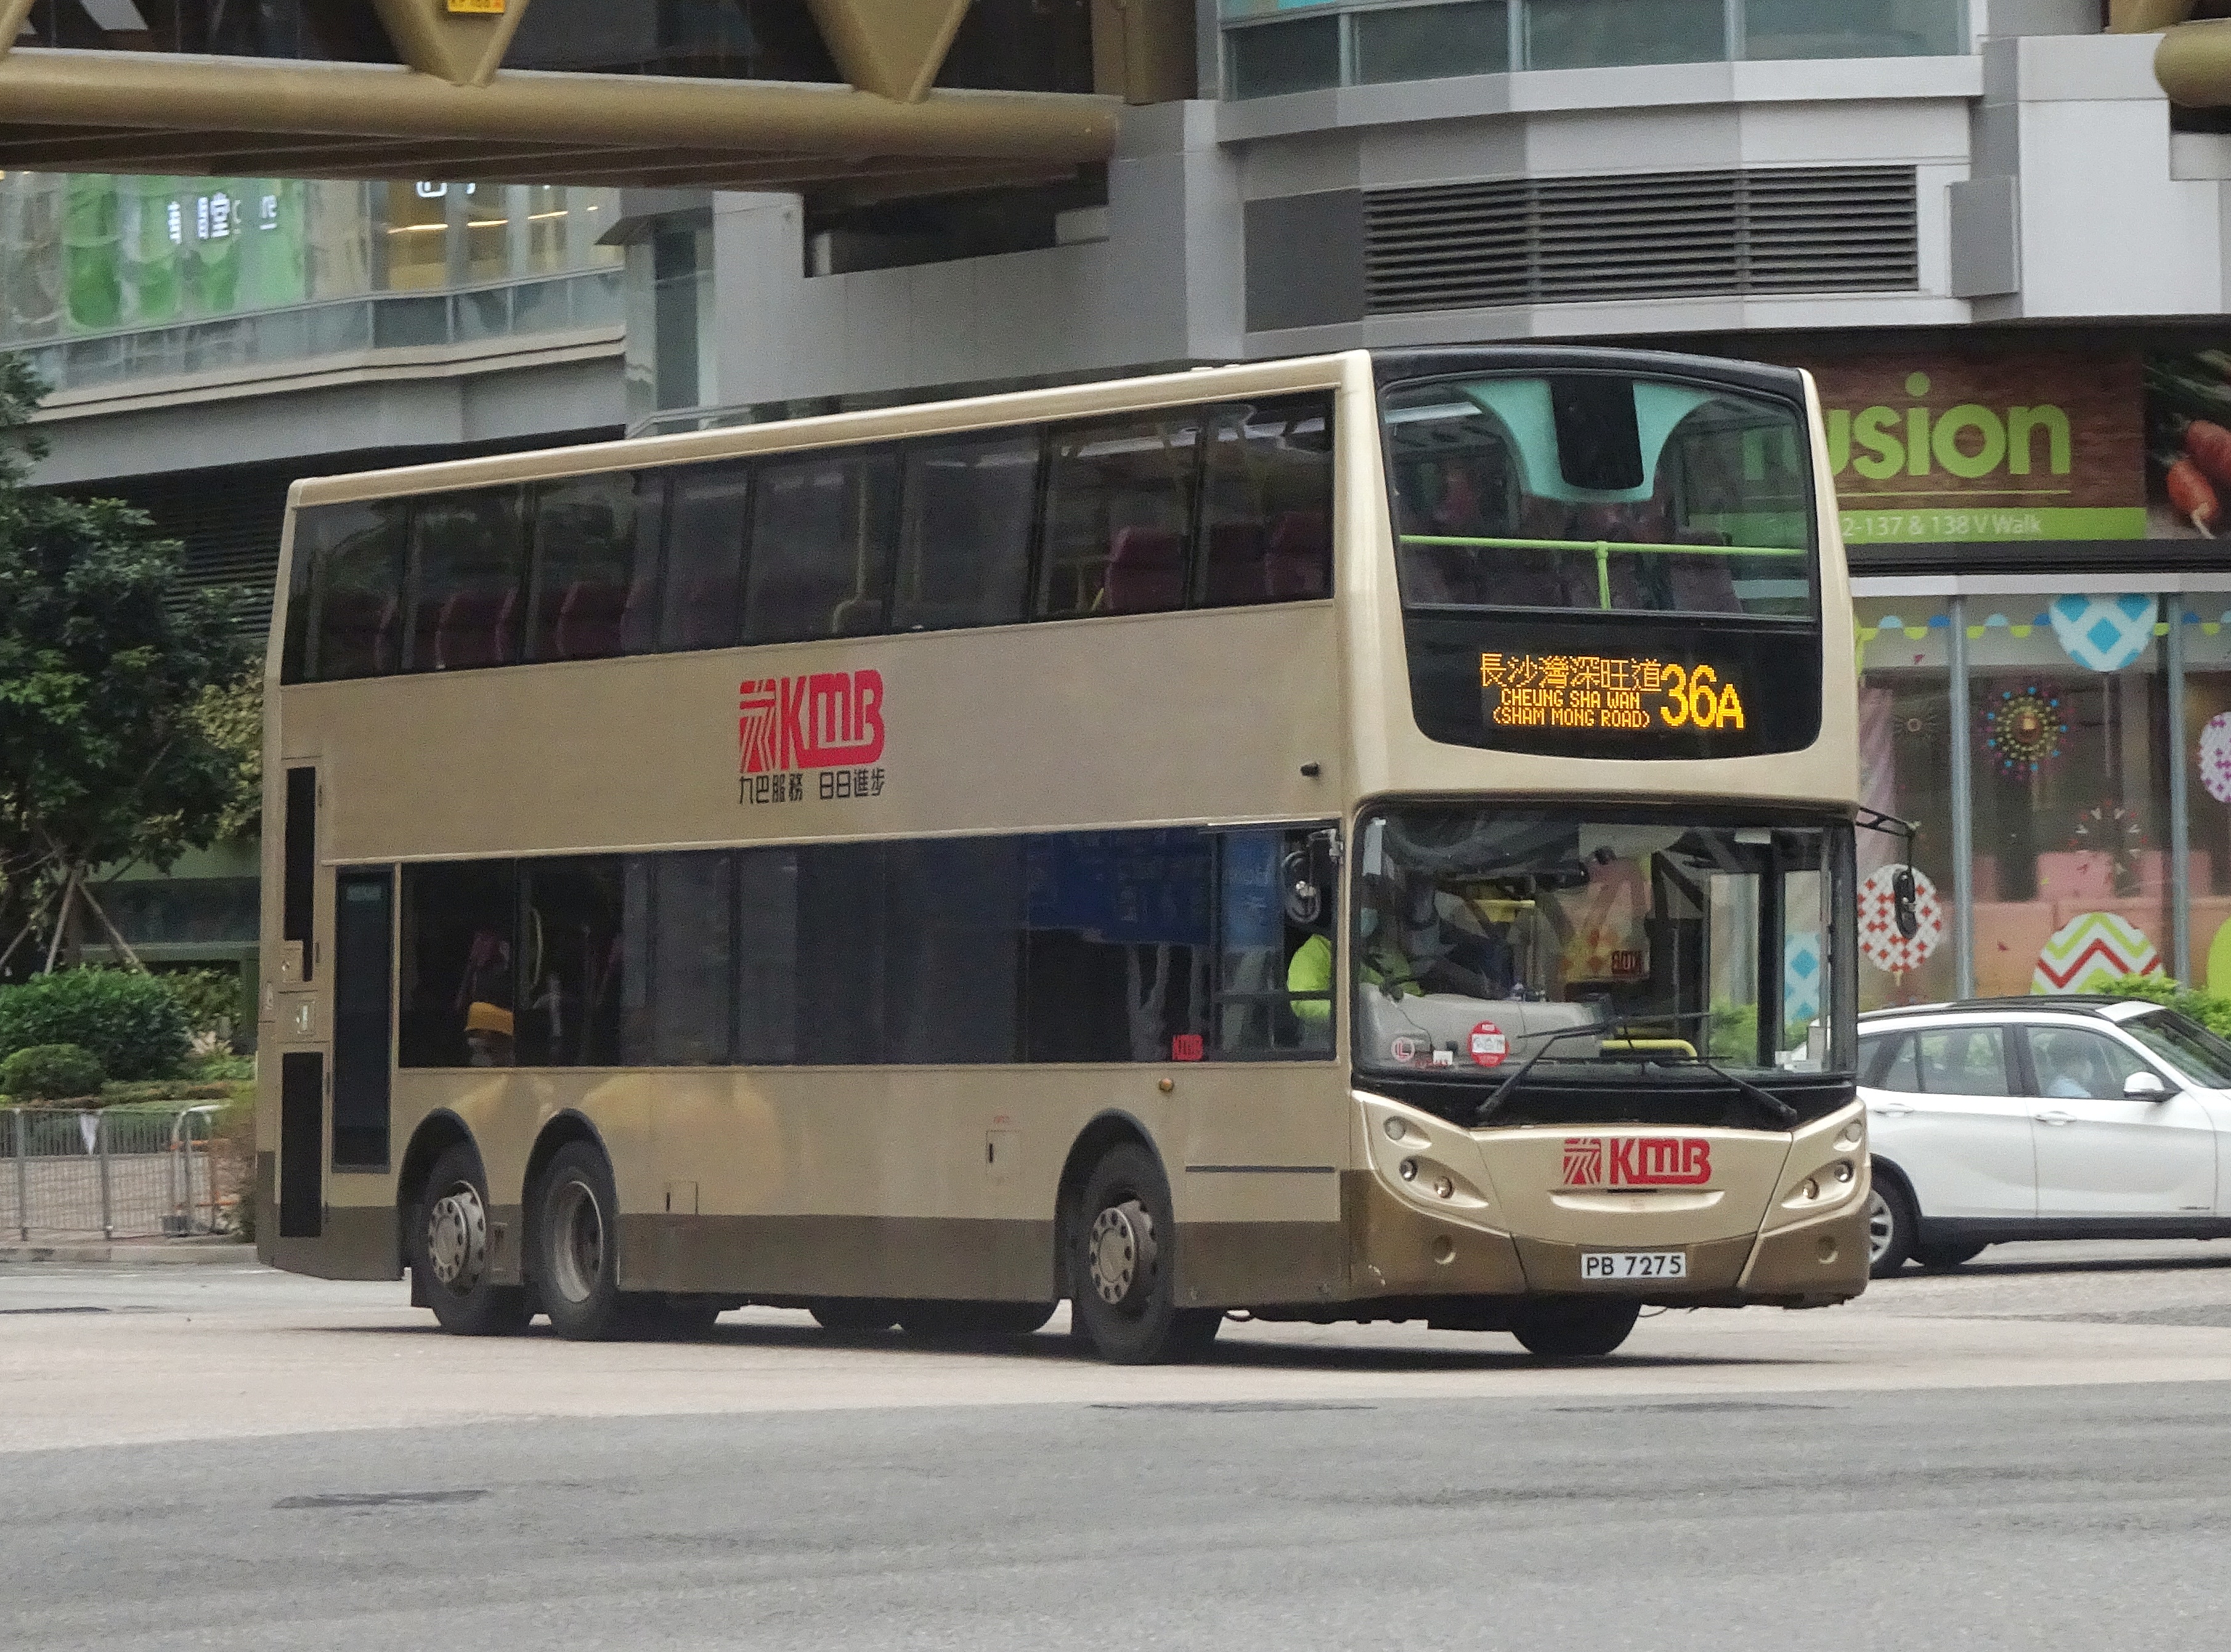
<box><xmin>254</xmin><ymin>346</ymin><xmax>1867</xmax><ymax>1362</ymax></box>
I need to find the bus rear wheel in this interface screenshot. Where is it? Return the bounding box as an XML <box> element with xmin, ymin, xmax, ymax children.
<box><xmin>1068</xmin><ymin>1144</ymin><xmax>1221</xmax><ymax>1365</ymax></box>
<box><xmin>1509</xmin><ymin>1297</ymin><xmax>1640</xmax><ymax>1359</ymax></box>
<box><xmin>531</xmin><ymin>1141</ymin><xmax>639</xmax><ymax>1340</ymax></box>
<box><xmin>414</xmin><ymin>1142</ymin><xmax>531</xmax><ymax>1337</ymax></box>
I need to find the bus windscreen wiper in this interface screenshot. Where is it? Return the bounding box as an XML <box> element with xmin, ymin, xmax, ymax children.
<box><xmin>1471</xmin><ymin>1019</ymin><xmax>1614</xmax><ymax>1127</ymax></box>
<box><xmin>1651</xmin><ymin>1052</ymin><xmax>1800</xmax><ymax>1128</ymax></box>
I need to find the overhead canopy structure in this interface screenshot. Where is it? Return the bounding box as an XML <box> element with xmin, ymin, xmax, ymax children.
<box><xmin>0</xmin><ymin>0</ymin><xmax>1129</xmax><ymax>201</ymax></box>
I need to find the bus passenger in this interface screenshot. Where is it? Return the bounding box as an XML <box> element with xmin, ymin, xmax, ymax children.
<box><xmin>456</xmin><ymin>927</ymin><xmax>516</xmax><ymax>1067</ymax></box>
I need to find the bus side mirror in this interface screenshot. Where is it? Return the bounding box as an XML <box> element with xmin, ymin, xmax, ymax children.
<box><xmin>1891</xmin><ymin>866</ymin><xmax>1920</xmax><ymax>940</ymax></box>
<box><xmin>1283</xmin><ymin>832</ymin><xmax>1339</xmax><ymax>927</ymax></box>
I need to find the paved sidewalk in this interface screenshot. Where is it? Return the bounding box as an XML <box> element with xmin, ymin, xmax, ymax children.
<box><xmin>0</xmin><ymin>1238</ymin><xmax>253</xmax><ymax>1266</ymax></box>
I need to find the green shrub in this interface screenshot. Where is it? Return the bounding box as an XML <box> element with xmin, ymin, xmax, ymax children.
<box><xmin>156</xmin><ymin>966</ymin><xmax>248</xmax><ymax>1050</ymax></box>
<box><xmin>2104</xmin><ymin>973</ymin><xmax>2231</xmax><ymax>1038</ymax></box>
<box><xmin>0</xmin><ymin>1043</ymin><xmax>105</xmax><ymax>1101</ymax></box>
<box><xmin>0</xmin><ymin>969</ymin><xmax>191</xmax><ymax>1080</ymax></box>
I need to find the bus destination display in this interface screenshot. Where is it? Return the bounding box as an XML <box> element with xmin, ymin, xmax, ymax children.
<box><xmin>1480</xmin><ymin>652</ymin><xmax>1748</xmax><ymax>735</ymax></box>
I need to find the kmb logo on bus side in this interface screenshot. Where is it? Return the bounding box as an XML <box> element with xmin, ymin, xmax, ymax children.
<box><xmin>738</xmin><ymin>669</ymin><xmax>887</xmax><ymax>806</ymax></box>
<box><xmin>1561</xmin><ymin>1136</ymin><xmax>1712</xmax><ymax>1188</ymax></box>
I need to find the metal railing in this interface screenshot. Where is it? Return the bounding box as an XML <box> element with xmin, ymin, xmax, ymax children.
<box><xmin>1</xmin><ymin>1106</ymin><xmax>239</xmax><ymax>1243</ymax></box>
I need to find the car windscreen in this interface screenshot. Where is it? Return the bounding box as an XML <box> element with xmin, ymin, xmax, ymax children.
<box><xmin>2119</xmin><ymin>1009</ymin><xmax>2231</xmax><ymax>1088</ymax></box>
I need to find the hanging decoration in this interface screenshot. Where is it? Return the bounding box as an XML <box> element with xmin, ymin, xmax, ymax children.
<box><xmin>2200</xmin><ymin>711</ymin><xmax>2231</xmax><ymax>804</ymax></box>
<box><xmin>2034</xmin><ymin>911</ymin><xmax>2160</xmax><ymax>994</ymax></box>
<box><xmin>2068</xmin><ymin>801</ymin><xmax>2146</xmax><ymax>882</ymax></box>
<box><xmin>2049</xmin><ymin>593</ymin><xmax>2157</xmax><ymax>673</ymax></box>
<box><xmin>1979</xmin><ymin>686</ymin><xmax>2066</xmax><ymax>776</ymax></box>
<box><xmin>1858</xmin><ymin>865</ymin><xmax>1945</xmax><ymax>976</ymax></box>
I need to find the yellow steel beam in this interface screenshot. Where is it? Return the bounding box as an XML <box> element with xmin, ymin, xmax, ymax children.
<box><xmin>0</xmin><ymin>0</ymin><xmax>35</xmax><ymax>61</ymax></box>
<box><xmin>370</xmin><ymin>0</ymin><xmax>536</xmax><ymax>89</ymax></box>
<box><xmin>2157</xmin><ymin>17</ymin><xmax>2231</xmax><ymax>105</ymax></box>
<box><xmin>2110</xmin><ymin>0</ymin><xmax>2195</xmax><ymax>31</ymax></box>
<box><xmin>804</xmin><ymin>0</ymin><xmax>975</xmax><ymax>103</ymax></box>
<box><xmin>0</xmin><ymin>50</ymin><xmax>1118</xmax><ymax>187</ymax></box>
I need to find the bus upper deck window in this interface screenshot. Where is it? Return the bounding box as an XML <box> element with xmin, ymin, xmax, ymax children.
<box><xmin>745</xmin><ymin>448</ymin><xmax>901</xmax><ymax>644</ymax></box>
<box><xmin>1385</xmin><ymin>373</ymin><xmax>1813</xmax><ymax>622</ymax></box>
<box><xmin>1040</xmin><ymin>413</ymin><xmax>1200</xmax><ymax>620</ymax></box>
<box><xmin>893</xmin><ymin>431</ymin><xmax>1040</xmax><ymax>634</ymax></box>
<box><xmin>404</xmin><ymin>487</ymin><xmax>527</xmax><ymax>673</ymax></box>
<box><xmin>1200</xmin><ymin>395</ymin><xmax>1333</xmax><ymax>606</ymax></box>
<box><xmin>661</xmin><ymin>461</ymin><xmax>749</xmax><ymax>652</ymax></box>
<box><xmin>527</xmin><ymin>473</ymin><xmax>658</xmax><ymax>663</ymax></box>
<box><xmin>298</xmin><ymin>500</ymin><xmax>408</xmax><ymax>682</ymax></box>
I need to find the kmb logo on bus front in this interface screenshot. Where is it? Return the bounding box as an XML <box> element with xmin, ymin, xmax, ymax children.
<box><xmin>1561</xmin><ymin>1136</ymin><xmax>1713</xmax><ymax>1188</ymax></box>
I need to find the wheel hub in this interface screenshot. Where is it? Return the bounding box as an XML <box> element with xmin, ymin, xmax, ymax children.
<box><xmin>548</xmin><ymin>1179</ymin><xmax>606</xmax><ymax>1306</ymax></box>
<box><xmin>1866</xmin><ymin>1189</ymin><xmax>1893</xmax><ymax>1263</ymax></box>
<box><xmin>1088</xmin><ymin>1200</ymin><xmax>1155</xmax><ymax>1307</ymax></box>
<box><xmin>426</xmin><ymin>1183</ymin><xmax>487</xmax><ymax>1294</ymax></box>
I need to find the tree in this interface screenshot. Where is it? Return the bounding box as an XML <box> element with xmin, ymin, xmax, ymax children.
<box><xmin>0</xmin><ymin>355</ymin><xmax>250</xmax><ymax>974</ymax></box>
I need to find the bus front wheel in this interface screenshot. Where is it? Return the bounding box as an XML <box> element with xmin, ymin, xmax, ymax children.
<box><xmin>1068</xmin><ymin>1144</ymin><xmax>1221</xmax><ymax>1365</ymax></box>
<box><xmin>413</xmin><ymin>1142</ymin><xmax>532</xmax><ymax>1337</ymax></box>
<box><xmin>1508</xmin><ymin>1297</ymin><xmax>1640</xmax><ymax>1359</ymax></box>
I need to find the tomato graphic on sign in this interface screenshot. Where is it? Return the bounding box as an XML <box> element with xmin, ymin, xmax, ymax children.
<box><xmin>1469</xmin><ymin>1021</ymin><xmax>1508</xmax><ymax>1067</ymax></box>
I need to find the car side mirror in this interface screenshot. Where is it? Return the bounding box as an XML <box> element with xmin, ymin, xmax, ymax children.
<box><xmin>2124</xmin><ymin>1071</ymin><xmax>2172</xmax><ymax>1101</ymax></box>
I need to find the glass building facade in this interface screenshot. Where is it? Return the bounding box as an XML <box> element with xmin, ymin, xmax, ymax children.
<box><xmin>1221</xmin><ymin>0</ymin><xmax>1970</xmax><ymax>97</ymax></box>
<box><xmin>0</xmin><ymin>172</ymin><xmax>624</xmax><ymax>394</ymax></box>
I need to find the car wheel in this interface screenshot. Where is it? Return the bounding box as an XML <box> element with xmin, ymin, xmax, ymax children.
<box><xmin>1867</xmin><ymin>1172</ymin><xmax>1919</xmax><ymax>1278</ymax></box>
<box><xmin>810</xmin><ymin>1299</ymin><xmax>901</xmax><ymax>1332</ymax></box>
<box><xmin>413</xmin><ymin>1142</ymin><xmax>531</xmax><ymax>1337</ymax></box>
<box><xmin>1509</xmin><ymin>1297</ymin><xmax>1640</xmax><ymax>1359</ymax></box>
<box><xmin>1068</xmin><ymin>1143</ymin><xmax>1222</xmax><ymax>1364</ymax></box>
<box><xmin>1914</xmin><ymin>1241</ymin><xmax>1986</xmax><ymax>1271</ymax></box>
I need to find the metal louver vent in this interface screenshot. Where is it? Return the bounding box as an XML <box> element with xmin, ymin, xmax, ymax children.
<box><xmin>1363</xmin><ymin>166</ymin><xmax>1918</xmax><ymax>316</ymax></box>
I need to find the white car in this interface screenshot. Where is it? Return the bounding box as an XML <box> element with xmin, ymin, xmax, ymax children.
<box><xmin>1858</xmin><ymin>997</ymin><xmax>2231</xmax><ymax>1276</ymax></box>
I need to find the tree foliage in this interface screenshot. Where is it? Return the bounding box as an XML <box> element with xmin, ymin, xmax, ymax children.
<box><xmin>0</xmin><ymin>356</ymin><xmax>250</xmax><ymax>970</ymax></box>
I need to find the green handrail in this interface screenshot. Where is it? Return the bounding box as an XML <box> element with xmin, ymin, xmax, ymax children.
<box><xmin>1400</xmin><ymin>533</ymin><xmax>1808</xmax><ymax>610</ymax></box>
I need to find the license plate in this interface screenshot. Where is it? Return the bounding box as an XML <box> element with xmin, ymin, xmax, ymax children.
<box><xmin>1581</xmin><ymin>1250</ymin><xmax>1688</xmax><ymax>1281</ymax></box>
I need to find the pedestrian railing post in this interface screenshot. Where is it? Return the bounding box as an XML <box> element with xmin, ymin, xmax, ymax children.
<box><xmin>95</xmin><ymin>1110</ymin><xmax>113</xmax><ymax>1242</ymax></box>
<box><xmin>13</xmin><ymin>1108</ymin><xmax>26</xmax><ymax>1243</ymax></box>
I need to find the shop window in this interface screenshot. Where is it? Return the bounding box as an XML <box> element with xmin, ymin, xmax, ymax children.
<box><xmin>659</xmin><ymin>461</ymin><xmax>750</xmax><ymax>650</ymax></box>
<box><xmin>1524</xmin><ymin>0</ymin><xmax>1725</xmax><ymax>70</ymax></box>
<box><xmin>518</xmin><ymin>858</ymin><xmax>627</xmax><ymax>1067</ymax></box>
<box><xmin>1355</xmin><ymin>2</ymin><xmax>1510</xmax><ymax>83</ymax></box>
<box><xmin>1855</xmin><ymin>597</ymin><xmax>1956</xmax><ymax>1010</ymax></box>
<box><xmin>892</xmin><ymin>429</ymin><xmax>1041</xmax><ymax>633</ymax></box>
<box><xmin>381</xmin><ymin>182</ymin><xmax>449</xmax><ymax>291</ymax></box>
<box><xmin>1226</xmin><ymin>17</ymin><xmax>1341</xmax><ymax>99</ymax></box>
<box><xmin>527</xmin><ymin>472</ymin><xmax>660</xmax><ymax>662</ymax></box>
<box><xmin>1969</xmin><ymin>594</ymin><xmax>2168</xmax><ymax>1000</ymax></box>
<box><xmin>1040</xmin><ymin>413</ymin><xmax>1201</xmax><ymax>619</ymax></box>
<box><xmin>1198</xmin><ymin>395</ymin><xmax>1335</xmax><ymax>606</ymax></box>
<box><xmin>399</xmin><ymin>861</ymin><xmax>518</xmax><ymax>1069</ymax></box>
<box><xmin>744</xmin><ymin>448</ymin><xmax>901</xmax><ymax>643</ymax></box>
<box><xmin>405</xmin><ymin>487</ymin><xmax>527</xmax><ymax>671</ymax></box>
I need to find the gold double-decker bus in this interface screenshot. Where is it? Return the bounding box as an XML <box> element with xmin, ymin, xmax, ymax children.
<box><xmin>255</xmin><ymin>346</ymin><xmax>1867</xmax><ymax>1362</ymax></box>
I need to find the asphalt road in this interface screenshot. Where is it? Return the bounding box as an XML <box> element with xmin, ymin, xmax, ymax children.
<box><xmin>6</xmin><ymin>1244</ymin><xmax>2231</xmax><ymax>1651</ymax></box>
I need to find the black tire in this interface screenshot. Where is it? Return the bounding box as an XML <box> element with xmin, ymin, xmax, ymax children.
<box><xmin>1509</xmin><ymin>1297</ymin><xmax>1640</xmax><ymax>1359</ymax></box>
<box><xmin>412</xmin><ymin>1141</ymin><xmax>532</xmax><ymax>1337</ymax></box>
<box><xmin>1068</xmin><ymin>1143</ymin><xmax>1222</xmax><ymax>1364</ymax></box>
<box><xmin>897</xmin><ymin>1301</ymin><xmax>1057</xmax><ymax>1341</ymax></box>
<box><xmin>1868</xmin><ymin>1170</ymin><xmax>1919</xmax><ymax>1279</ymax></box>
<box><xmin>1914</xmin><ymin>1241</ymin><xmax>1987</xmax><ymax>1271</ymax></box>
<box><xmin>810</xmin><ymin>1298</ymin><xmax>903</xmax><ymax>1333</ymax></box>
<box><xmin>531</xmin><ymin>1141</ymin><xmax>635</xmax><ymax>1340</ymax></box>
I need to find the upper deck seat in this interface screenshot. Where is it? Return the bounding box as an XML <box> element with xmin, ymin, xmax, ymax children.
<box><xmin>1103</xmin><ymin>525</ymin><xmax>1184</xmax><ymax>613</ymax></box>
<box><xmin>554</xmin><ymin>580</ymin><xmax>627</xmax><ymax>659</ymax></box>
<box><xmin>1265</xmin><ymin>511</ymin><xmax>1330</xmax><ymax>599</ymax></box>
<box><xmin>433</xmin><ymin>588</ymin><xmax>518</xmax><ymax>670</ymax></box>
<box><xmin>1203</xmin><ymin>521</ymin><xmax>1269</xmax><ymax>605</ymax></box>
<box><xmin>1666</xmin><ymin>547</ymin><xmax>1742</xmax><ymax>615</ymax></box>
